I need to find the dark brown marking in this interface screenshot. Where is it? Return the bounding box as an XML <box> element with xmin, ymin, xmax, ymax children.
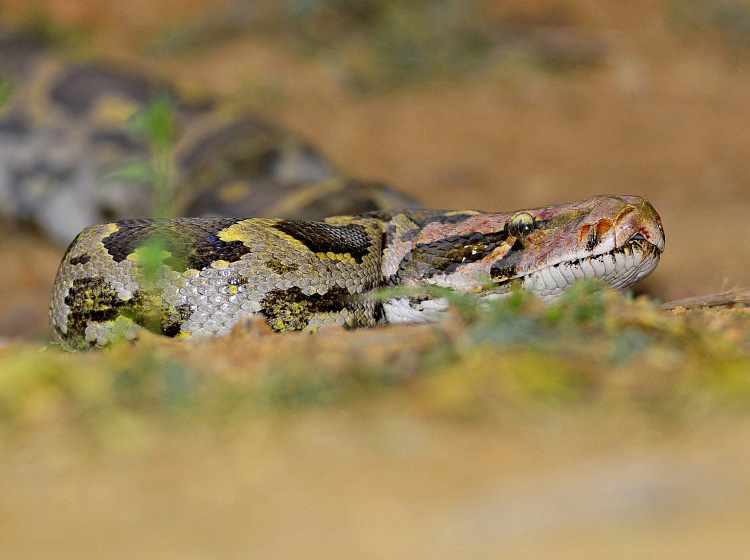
<box><xmin>49</xmin><ymin>64</ymin><xmax>170</xmax><ymax>115</ymax></box>
<box><xmin>101</xmin><ymin>217</ymin><xmax>250</xmax><ymax>271</ymax></box>
<box><xmin>585</xmin><ymin>228</ymin><xmax>599</xmax><ymax>252</ymax></box>
<box><xmin>265</xmin><ymin>259</ymin><xmax>299</xmax><ymax>275</ymax></box>
<box><xmin>63</xmin><ymin>277</ymin><xmax>128</xmax><ymax>348</ymax></box>
<box><xmin>63</xmin><ymin>276</ymin><xmax>195</xmax><ymax>347</ymax></box>
<box><xmin>68</xmin><ymin>253</ymin><xmax>91</xmax><ymax>266</ymax></box>
<box><xmin>160</xmin><ymin>304</ymin><xmax>193</xmax><ymax>338</ymax></box>
<box><xmin>489</xmin><ymin>239</ymin><xmax>525</xmax><ymax>280</ymax></box>
<box><xmin>180</xmin><ymin>116</ymin><xmax>333</xmax><ymax>185</ymax></box>
<box><xmin>396</xmin><ymin>230</ymin><xmax>509</xmax><ymax>280</ymax></box>
<box><xmin>273</xmin><ymin>220</ymin><xmax>372</xmax><ymax>263</ymax></box>
<box><xmin>60</xmin><ymin>230</ymin><xmax>84</xmax><ymax>265</ymax></box>
<box><xmin>260</xmin><ymin>286</ymin><xmax>351</xmax><ymax>332</ymax></box>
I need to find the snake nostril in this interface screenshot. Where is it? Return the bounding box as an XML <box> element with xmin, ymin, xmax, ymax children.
<box><xmin>577</xmin><ymin>224</ymin><xmax>591</xmax><ymax>243</ymax></box>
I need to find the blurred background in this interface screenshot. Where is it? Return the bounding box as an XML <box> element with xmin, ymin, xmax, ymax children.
<box><xmin>1</xmin><ymin>2</ymin><xmax>750</xmax><ymax>559</ymax></box>
<box><xmin>0</xmin><ymin>0</ymin><xmax>749</xmax><ymax>339</ymax></box>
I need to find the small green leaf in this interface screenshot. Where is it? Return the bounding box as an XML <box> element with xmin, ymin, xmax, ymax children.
<box><xmin>138</xmin><ymin>237</ymin><xmax>170</xmax><ymax>286</ymax></box>
<box><xmin>0</xmin><ymin>76</ymin><xmax>15</xmax><ymax>108</ymax></box>
<box><xmin>126</xmin><ymin>95</ymin><xmax>175</xmax><ymax>151</ymax></box>
<box><xmin>123</xmin><ymin>96</ymin><xmax>177</xmax><ymax>217</ymax></box>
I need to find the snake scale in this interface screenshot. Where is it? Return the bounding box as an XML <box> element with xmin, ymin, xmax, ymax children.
<box><xmin>0</xmin><ymin>31</ymin><xmax>665</xmax><ymax>350</ymax></box>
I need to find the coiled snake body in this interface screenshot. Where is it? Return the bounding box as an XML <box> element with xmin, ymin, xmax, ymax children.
<box><xmin>0</xmin><ymin>32</ymin><xmax>665</xmax><ymax>350</ymax></box>
<box><xmin>50</xmin><ymin>197</ymin><xmax>664</xmax><ymax>349</ymax></box>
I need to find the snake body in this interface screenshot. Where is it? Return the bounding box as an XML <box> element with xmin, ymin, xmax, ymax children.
<box><xmin>0</xmin><ymin>32</ymin><xmax>665</xmax><ymax>349</ymax></box>
<box><xmin>0</xmin><ymin>32</ymin><xmax>418</xmax><ymax>244</ymax></box>
<box><xmin>50</xmin><ymin>196</ymin><xmax>664</xmax><ymax>349</ymax></box>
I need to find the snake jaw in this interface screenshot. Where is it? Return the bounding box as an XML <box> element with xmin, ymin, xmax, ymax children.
<box><xmin>515</xmin><ymin>239</ymin><xmax>662</xmax><ymax>301</ymax></box>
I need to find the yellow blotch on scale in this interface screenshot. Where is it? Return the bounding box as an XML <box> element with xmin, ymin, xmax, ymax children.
<box><xmin>218</xmin><ymin>222</ymin><xmax>254</xmax><ymax>243</ymax></box>
<box><xmin>317</xmin><ymin>252</ymin><xmax>356</xmax><ymax>264</ymax></box>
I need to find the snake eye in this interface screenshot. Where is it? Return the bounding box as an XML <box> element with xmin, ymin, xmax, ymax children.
<box><xmin>507</xmin><ymin>212</ymin><xmax>535</xmax><ymax>238</ymax></box>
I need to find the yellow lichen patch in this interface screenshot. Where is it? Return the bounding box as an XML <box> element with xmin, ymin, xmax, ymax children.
<box><xmin>227</xmin><ymin>285</ymin><xmax>239</xmax><ymax>295</ymax></box>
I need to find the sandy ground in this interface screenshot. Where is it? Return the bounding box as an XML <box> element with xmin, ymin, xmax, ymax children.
<box><xmin>2</xmin><ymin>413</ymin><xmax>750</xmax><ymax>559</ymax></box>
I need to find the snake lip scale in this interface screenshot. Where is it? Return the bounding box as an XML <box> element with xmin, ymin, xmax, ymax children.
<box><xmin>49</xmin><ymin>194</ymin><xmax>665</xmax><ymax>350</ymax></box>
<box><xmin>493</xmin><ymin>234</ymin><xmax>661</xmax><ymax>300</ymax></box>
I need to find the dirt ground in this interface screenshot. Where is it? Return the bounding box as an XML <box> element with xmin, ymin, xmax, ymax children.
<box><xmin>3</xmin><ymin>414</ymin><xmax>750</xmax><ymax>560</ymax></box>
<box><xmin>0</xmin><ymin>2</ymin><xmax>749</xmax><ymax>558</ymax></box>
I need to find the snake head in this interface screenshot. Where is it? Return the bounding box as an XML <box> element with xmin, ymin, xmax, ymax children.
<box><xmin>489</xmin><ymin>195</ymin><xmax>665</xmax><ymax>299</ymax></box>
<box><xmin>390</xmin><ymin>195</ymin><xmax>665</xmax><ymax>301</ymax></box>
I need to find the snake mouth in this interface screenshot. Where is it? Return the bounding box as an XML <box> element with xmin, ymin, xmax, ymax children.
<box><xmin>495</xmin><ymin>236</ymin><xmax>662</xmax><ymax>300</ymax></box>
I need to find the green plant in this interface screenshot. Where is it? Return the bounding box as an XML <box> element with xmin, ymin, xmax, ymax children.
<box><xmin>124</xmin><ymin>95</ymin><xmax>177</xmax><ymax>218</ymax></box>
<box><xmin>0</xmin><ymin>77</ymin><xmax>14</xmax><ymax>109</ymax></box>
<box><xmin>105</xmin><ymin>97</ymin><xmax>181</xmax><ymax>336</ymax></box>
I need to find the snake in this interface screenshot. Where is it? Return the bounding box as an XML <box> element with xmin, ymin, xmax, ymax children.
<box><xmin>0</xmin><ymin>31</ymin><xmax>665</xmax><ymax>350</ymax></box>
<box><xmin>49</xmin><ymin>196</ymin><xmax>664</xmax><ymax>349</ymax></box>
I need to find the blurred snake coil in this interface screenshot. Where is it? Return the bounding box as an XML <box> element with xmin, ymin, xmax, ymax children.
<box><xmin>0</xmin><ymin>32</ymin><xmax>665</xmax><ymax>350</ymax></box>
